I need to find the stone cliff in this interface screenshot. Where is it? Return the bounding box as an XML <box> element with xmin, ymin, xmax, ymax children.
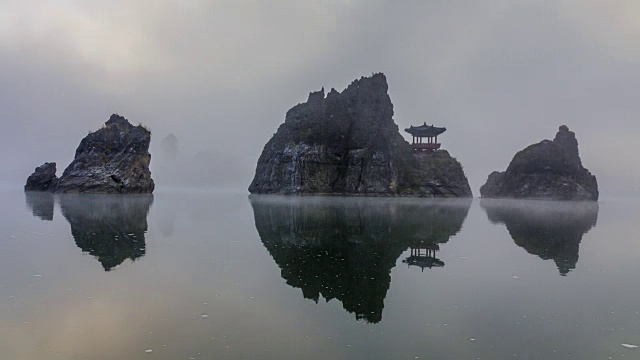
<box><xmin>25</xmin><ymin>114</ymin><xmax>155</xmax><ymax>194</ymax></box>
<box><xmin>480</xmin><ymin>126</ymin><xmax>598</xmax><ymax>201</ymax></box>
<box><xmin>249</xmin><ymin>74</ymin><xmax>471</xmax><ymax>197</ymax></box>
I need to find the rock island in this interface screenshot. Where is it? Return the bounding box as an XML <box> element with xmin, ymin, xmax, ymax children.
<box><xmin>480</xmin><ymin>126</ymin><xmax>598</xmax><ymax>201</ymax></box>
<box><xmin>249</xmin><ymin>73</ymin><xmax>472</xmax><ymax>197</ymax></box>
<box><xmin>25</xmin><ymin>114</ymin><xmax>155</xmax><ymax>194</ymax></box>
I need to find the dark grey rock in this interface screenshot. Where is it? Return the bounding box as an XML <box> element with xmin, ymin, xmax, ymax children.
<box><xmin>402</xmin><ymin>151</ymin><xmax>473</xmax><ymax>197</ymax></box>
<box><xmin>24</xmin><ymin>162</ymin><xmax>58</xmax><ymax>191</ymax></box>
<box><xmin>480</xmin><ymin>126</ymin><xmax>598</xmax><ymax>201</ymax></box>
<box><xmin>55</xmin><ymin>114</ymin><xmax>155</xmax><ymax>194</ymax></box>
<box><xmin>248</xmin><ymin>73</ymin><xmax>472</xmax><ymax>197</ymax></box>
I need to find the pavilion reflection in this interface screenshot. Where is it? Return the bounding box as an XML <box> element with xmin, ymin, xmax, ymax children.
<box><xmin>250</xmin><ymin>196</ymin><xmax>471</xmax><ymax>323</ymax></box>
<box><xmin>403</xmin><ymin>244</ymin><xmax>444</xmax><ymax>271</ymax></box>
<box><xmin>58</xmin><ymin>194</ymin><xmax>154</xmax><ymax>271</ymax></box>
<box><xmin>25</xmin><ymin>191</ymin><xmax>55</xmax><ymax>221</ymax></box>
<box><xmin>480</xmin><ymin>199</ymin><xmax>599</xmax><ymax>276</ymax></box>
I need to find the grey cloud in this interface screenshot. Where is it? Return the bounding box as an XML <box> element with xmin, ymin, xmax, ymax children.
<box><xmin>1</xmin><ymin>0</ymin><xmax>638</xmax><ymax>195</ymax></box>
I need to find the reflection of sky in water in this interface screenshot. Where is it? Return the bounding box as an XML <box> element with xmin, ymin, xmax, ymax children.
<box><xmin>1</xmin><ymin>191</ymin><xmax>638</xmax><ymax>359</ymax></box>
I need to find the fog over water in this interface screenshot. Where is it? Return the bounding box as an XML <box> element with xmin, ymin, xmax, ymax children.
<box><xmin>2</xmin><ymin>1</ymin><xmax>639</xmax><ymax>195</ymax></box>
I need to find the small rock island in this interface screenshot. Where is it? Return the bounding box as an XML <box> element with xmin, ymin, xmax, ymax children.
<box><xmin>480</xmin><ymin>126</ymin><xmax>598</xmax><ymax>201</ymax></box>
<box><xmin>25</xmin><ymin>114</ymin><xmax>155</xmax><ymax>194</ymax></box>
<box><xmin>24</xmin><ymin>162</ymin><xmax>58</xmax><ymax>192</ymax></box>
<box><xmin>249</xmin><ymin>73</ymin><xmax>472</xmax><ymax>197</ymax></box>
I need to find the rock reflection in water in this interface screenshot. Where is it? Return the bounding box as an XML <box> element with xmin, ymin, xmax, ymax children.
<box><xmin>250</xmin><ymin>196</ymin><xmax>471</xmax><ymax>323</ymax></box>
<box><xmin>25</xmin><ymin>191</ymin><xmax>55</xmax><ymax>221</ymax></box>
<box><xmin>59</xmin><ymin>194</ymin><xmax>154</xmax><ymax>271</ymax></box>
<box><xmin>480</xmin><ymin>199</ymin><xmax>599</xmax><ymax>276</ymax></box>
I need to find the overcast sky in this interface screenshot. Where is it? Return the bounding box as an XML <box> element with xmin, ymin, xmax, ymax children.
<box><xmin>1</xmin><ymin>0</ymin><xmax>639</xmax><ymax>196</ymax></box>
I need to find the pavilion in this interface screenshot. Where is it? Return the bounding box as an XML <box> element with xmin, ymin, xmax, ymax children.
<box><xmin>404</xmin><ymin>122</ymin><xmax>446</xmax><ymax>151</ymax></box>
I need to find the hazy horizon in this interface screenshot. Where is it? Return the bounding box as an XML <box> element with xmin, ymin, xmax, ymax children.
<box><xmin>2</xmin><ymin>1</ymin><xmax>639</xmax><ymax>196</ymax></box>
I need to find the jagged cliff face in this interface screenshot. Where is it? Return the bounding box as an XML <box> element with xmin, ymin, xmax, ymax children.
<box><xmin>249</xmin><ymin>74</ymin><xmax>472</xmax><ymax>197</ymax></box>
<box><xmin>480</xmin><ymin>126</ymin><xmax>598</xmax><ymax>200</ymax></box>
<box><xmin>55</xmin><ymin>114</ymin><xmax>155</xmax><ymax>194</ymax></box>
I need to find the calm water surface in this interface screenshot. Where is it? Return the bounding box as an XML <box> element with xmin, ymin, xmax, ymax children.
<box><xmin>1</xmin><ymin>190</ymin><xmax>639</xmax><ymax>359</ymax></box>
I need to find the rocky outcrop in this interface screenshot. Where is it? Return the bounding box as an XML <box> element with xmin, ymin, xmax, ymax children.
<box><xmin>249</xmin><ymin>73</ymin><xmax>471</xmax><ymax>197</ymax></box>
<box><xmin>26</xmin><ymin>114</ymin><xmax>155</xmax><ymax>194</ymax></box>
<box><xmin>480</xmin><ymin>126</ymin><xmax>598</xmax><ymax>200</ymax></box>
<box><xmin>24</xmin><ymin>162</ymin><xmax>58</xmax><ymax>191</ymax></box>
<box><xmin>404</xmin><ymin>150</ymin><xmax>472</xmax><ymax>197</ymax></box>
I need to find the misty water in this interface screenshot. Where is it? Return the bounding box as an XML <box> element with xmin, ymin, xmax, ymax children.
<box><xmin>1</xmin><ymin>190</ymin><xmax>639</xmax><ymax>359</ymax></box>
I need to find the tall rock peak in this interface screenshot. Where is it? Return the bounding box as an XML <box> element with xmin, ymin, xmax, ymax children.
<box><xmin>249</xmin><ymin>74</ymin><xmax>471</xmax><ymax>197</ymax></box>
<box><xmin>105</xmin><ymin>113</ymin><xmax>133</xmax><ymax>128</ymax></box>
<box><xmin>553</xmin><ymin>125</ymin><xmax>580</xmax><ymax>166</ymax></box>
<box><xmin>307</xmin><ymin>87</ymin><xmax>325</xmax><ymax>104</ymax></box>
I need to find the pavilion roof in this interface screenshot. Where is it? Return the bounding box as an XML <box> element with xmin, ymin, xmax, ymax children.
<box><xmin>404</xmin><ymin>122</ymin><xmax>447</xmax><ymax>137</ymax></box>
